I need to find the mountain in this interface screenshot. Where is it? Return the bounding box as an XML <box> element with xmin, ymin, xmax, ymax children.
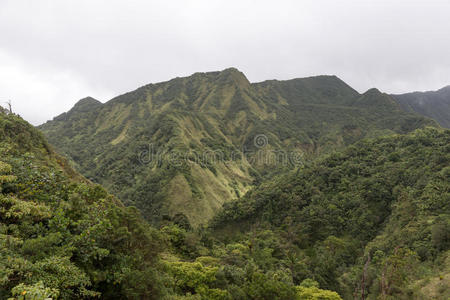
<box><xmin>392</xmin><ymin>86</ymin><xmax>450</xmax><ymax>128</ymax></box>
<box><xmin>211</xmin><ymin>127</ymin><xmax>450</xmax><ymax>299</ymax></box>
<box><xmin>38</xmin><ymin>68</ymin><xmax>436</xmax><ymax>227</ymax></box>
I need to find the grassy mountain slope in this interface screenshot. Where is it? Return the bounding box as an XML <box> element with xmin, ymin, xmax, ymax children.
<box><xmin>210</xmin><ymin>127</ymin><xmax>450</xmax><ymax>299</ymax></box>
<box><xmin>39</xmin><ymin>68</ymin><xmax>436</xmax><ymax>227</ymax></box>
<box><xmin>392</xmin><ymin>86</ymin><xmax>450</xmax><ymax>128</ymax></box>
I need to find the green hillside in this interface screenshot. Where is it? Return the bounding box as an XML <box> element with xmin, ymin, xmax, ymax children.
<box><xmin>0</xmin><ymin>110</ymin><xmax>166</xmax><ymax>299</ymax></box>
<box><xmin>392</xmin><ymin>86</ymin><xmax>450</xmax><ymax>128</ymax></box>
<box><xmin>210</xmin><ymin>127</ymin><xmax>450</xmax><ymax>299</ymax></box>
<box><xmin>39</xmin><ymin>68</ymin><xmax>436</xmax><ymax>227</ymax></box>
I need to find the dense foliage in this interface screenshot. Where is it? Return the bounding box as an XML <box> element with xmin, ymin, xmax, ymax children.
<box><xmin>0</xmin><ymin>112</ymin><xmax>165</xmax><ymax>299</ymax></box>
<box><xmin>210</xmin><ymin>127</ymin><xmax>450</xmax><ymax>299</ymax></box>
<box><xmin>39</xmin><ymin>68</ymin><xmax>435</xmax><ymax>227</ymax></box>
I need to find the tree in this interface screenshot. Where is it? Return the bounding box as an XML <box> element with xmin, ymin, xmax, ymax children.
<box><xmin>8</xmin><ymin>281</ymin><xmax>59</xmax><ymax>300</ymax></box>
<box><xmin>296</xmin><ymin>279</ymin><xmax>343</xmax><ymax>300</ymax></box>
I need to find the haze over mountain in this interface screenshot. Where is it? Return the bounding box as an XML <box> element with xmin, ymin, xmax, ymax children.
<box><xmin>3</xmin><ymin>1</ymin><xmax>450</xmax><ymax>125</ymax></box>
<box><xmin>392</xmin><ymin>86</ymin><xmax>450</xmax><ymax>128</ymax></box>
<box><xmin>39</xmin><ymin>68</ymin><xmax>436</xmax><ymax>227</ymax></box>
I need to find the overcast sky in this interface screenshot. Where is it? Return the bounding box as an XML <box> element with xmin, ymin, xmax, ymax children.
<box><xmin>1</xmin><ymin>0</ymin><xmax>449</xmax><ymax>125</ymax></box>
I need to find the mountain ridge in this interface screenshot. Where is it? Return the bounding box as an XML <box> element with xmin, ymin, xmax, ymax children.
<box><xmin>38</xmin><ymin>68</ymin><xmax>437</xmax><ymax>227</ymax></box>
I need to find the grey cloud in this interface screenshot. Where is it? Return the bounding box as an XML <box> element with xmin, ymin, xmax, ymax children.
<box><xmin>1</xmin><ymin>0</ymin><xmax>449</xmax><ymax>124</ymax></box>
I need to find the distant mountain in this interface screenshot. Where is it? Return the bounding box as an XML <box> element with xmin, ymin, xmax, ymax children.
<box><xmin>392</xmin><ymin>86</ymin><xmax>450</xmax><ymax>128</ymax></box>
<box><xmin>38</xmin><ymin>68</ymin><xmax>436</xmax><ymax>227</ymax></box>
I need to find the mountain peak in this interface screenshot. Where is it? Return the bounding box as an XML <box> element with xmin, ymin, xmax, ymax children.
<box><xmin>354</xmin><ymin>88</ymin><xmax>400</xmax><ymax>110</ymax></box>
<box><xmin>364</xmin><ymin>88</ymin><xmax>382</xmax><ymax>95</ymax></box>
<box><xmin>221</xmin><ymin>67</ymin><xmax>241</xmax><ymax>73</ymax></box>
<box><xmin>73</xmin><ymin>96</ymin><xmax>101</xmax><ymax>107</ymax></box>
<box><xmin>70</xmin><ymin>97</ymin><xmax>102</xmax><ymax>113</ymax></box>
<box><xmin>44</xmin><ymin>97</ymin><xmax>102</xmax><ymax>124</ymax></box>
<box><xmin>166</xmin><ymin>67</ymin><xmax>250</xmax><ymax>90</ymax></box>
<box><xmin>216</xmin><ymin>67</ymin><xmax>250</xmax><ymax>88</ymax></box>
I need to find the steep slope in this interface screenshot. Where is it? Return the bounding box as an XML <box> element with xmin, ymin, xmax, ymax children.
<box><xmin>211</xmin><ymin>127</ymin><xmax>450</xmax><ymax>299</ymax></box>
<box><xmin>0</xmin><ymin>110</ymin><xmax>165</xmax><ymax>299</ymax></box>
<box><xmin>39</xmin><ymin>68</ymin><xmax>436</xmax><ymax>227</ymax></box>
<box><xmin>392</xmin><ymin>86</ymin><xmax>450</xmax><ymax>128</ymax></box>
<box><xmin>39</xmin><ymin>68</ymin><xmax>267</xmax><ymax>227</ymax></box>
